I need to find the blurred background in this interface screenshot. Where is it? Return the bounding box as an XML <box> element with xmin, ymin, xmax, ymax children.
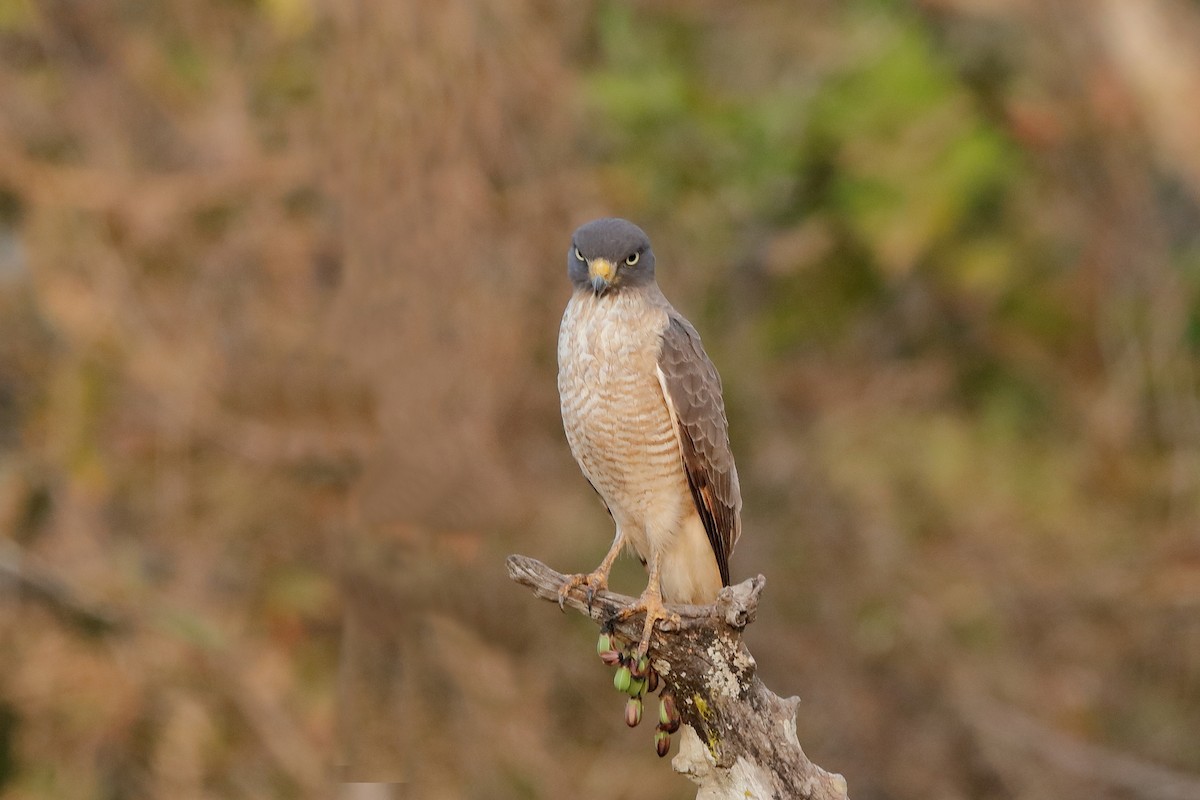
<box><xmin>1</xmin><ymin>0</ymin><xmax>1199</xmax><ymax>798</ymax></box>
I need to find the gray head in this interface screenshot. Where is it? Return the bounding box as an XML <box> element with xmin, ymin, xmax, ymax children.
<box><xmin>567</xmin><ymin>218</ymin><xmax>656</xmax><ymax>296</ymax></box>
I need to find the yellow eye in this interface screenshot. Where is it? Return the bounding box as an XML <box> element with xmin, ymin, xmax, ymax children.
<box><xmin>625</xmin><ymin>252</ymin><xmax>640</xmax><ymax>266</ymax></box>
<box><xmin>574</xmin><ymin>248</ymin><xmax>585</xmax><ymax>261</ymax></box>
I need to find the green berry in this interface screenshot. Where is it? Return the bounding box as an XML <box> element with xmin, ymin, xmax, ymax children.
<box><xmin>613</xmin><ymin>665</ymin><xmax>631</xmax><ymax>693</ymax></box>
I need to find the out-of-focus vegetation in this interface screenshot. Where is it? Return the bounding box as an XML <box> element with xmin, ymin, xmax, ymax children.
<box><xmin>0</xmin><ymin>1</ymin><xmax>1198</xmax><ymax>799</ymax></box>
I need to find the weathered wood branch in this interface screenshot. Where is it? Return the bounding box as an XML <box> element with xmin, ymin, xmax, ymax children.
<box><xmin>506</xmin><ymin>554</ymin><xmax>849</xmax><ymax>800</ymax></box>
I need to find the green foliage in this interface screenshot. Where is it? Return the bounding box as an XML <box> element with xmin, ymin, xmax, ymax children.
<box><xmin>583</xmin><ymin>2</ymin><xmax>1061</xmax><ymax>423</ymax></box>
<box><xmin>585</xmin><ymin>3</ymin><xmax>811</xmax><ymax>222</ymax></box>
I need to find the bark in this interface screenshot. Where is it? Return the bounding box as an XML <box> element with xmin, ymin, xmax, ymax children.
<box><xmin>506</xmin><ymin>554</ymin><xmax>850</xmax><ymax>800</ymax></box>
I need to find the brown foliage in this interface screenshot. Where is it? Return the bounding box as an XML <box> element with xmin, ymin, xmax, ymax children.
<box><xmin>0</xmin><ymin>1</ymin><xmax>1198</xmax><ymax>799</ymax></box>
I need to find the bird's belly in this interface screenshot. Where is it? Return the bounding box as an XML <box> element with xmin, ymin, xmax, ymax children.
<box><xmin>560</xmin><ymin>366</ymin><xmax>688</xmax><ymax>529</ymax></box>
<box><xmin>558</xmin><ymin>295</ymin><xmax>690</xmax><ymax>558</ymax></box>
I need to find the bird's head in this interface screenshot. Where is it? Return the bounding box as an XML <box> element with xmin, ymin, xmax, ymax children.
<box><xmin>567</xmin><ymin>217</ymin><xmax>656</xmax><ymax>297</ymax></box>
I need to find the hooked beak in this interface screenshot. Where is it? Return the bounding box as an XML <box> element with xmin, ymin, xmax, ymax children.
<box><xmin>588</xmin><ymin>257</ymin><xmax>616</xmax><ymax>294</ymax></box>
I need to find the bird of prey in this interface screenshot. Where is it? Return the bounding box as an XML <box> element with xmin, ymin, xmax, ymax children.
<box><xmin>557</xmin><ymin>217</ymin><xmax>742</xmax><ymax>658</ymax></box>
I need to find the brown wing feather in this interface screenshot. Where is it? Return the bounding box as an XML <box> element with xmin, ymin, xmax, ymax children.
<box><xmin>656</xmin><ymin>314</ymin><xmax>742</xmax><ymax>586</ymax></box>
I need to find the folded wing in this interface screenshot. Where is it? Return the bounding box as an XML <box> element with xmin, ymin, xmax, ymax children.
<box><xmin>655</xmin><ymin>315</ymin><xmax>742</xmax><ymax>586</ymax></box>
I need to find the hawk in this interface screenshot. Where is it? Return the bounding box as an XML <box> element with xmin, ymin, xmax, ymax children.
<box><xmin>557</xmin><ymin>217</ymin><xmax>742</xmax><ymax>657</ymax></box>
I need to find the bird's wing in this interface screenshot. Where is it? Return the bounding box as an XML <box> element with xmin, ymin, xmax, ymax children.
<box><xmin>655</xmin><ymin>314</ymin><xmax>742</xmax><ymax>586</ymax></box>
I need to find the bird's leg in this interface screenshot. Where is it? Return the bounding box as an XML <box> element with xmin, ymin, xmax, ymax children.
<box><xmin>558</xmin><ymin>528</ymin><xmax>624</xmax><ymax>611</ymax></box>
<box><xmin>615</xmin><ymin>553</ymin><xmax>681</xmax><ymax>660</ymax></box>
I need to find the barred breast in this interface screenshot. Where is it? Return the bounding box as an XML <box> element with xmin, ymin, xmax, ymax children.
<box><xmin>558</xmin><ymin>289</ymin><xmax>693</xmax><ymax>564</ymax></box>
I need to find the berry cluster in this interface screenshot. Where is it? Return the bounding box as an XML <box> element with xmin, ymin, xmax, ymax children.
<box><xmin>596</xmin><ymin>632</ymin><xmax>682</xmax><ymax>757</ymax></box>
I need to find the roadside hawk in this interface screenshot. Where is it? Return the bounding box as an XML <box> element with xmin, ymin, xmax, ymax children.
<box><xmin>557</xmin><ymin>217</ymin><xmax>742</xmax><ymax>657</ymax></box>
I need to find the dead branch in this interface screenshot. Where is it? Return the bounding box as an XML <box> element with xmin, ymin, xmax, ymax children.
<box><xmin>506</xmin><ymin>554</ymin><xmax>849</xmax><ymax>800</ymax></box>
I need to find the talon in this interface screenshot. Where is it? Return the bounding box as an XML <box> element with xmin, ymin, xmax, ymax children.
<box><xmin>556</xmin><ymin>577</ymin><xmax>580</xmax><ymax>612</ymax></box>
<box><xmin>557</xmin><ymin>570</ymin><xmax>610</xmax><ymax>613</ymax></box>
<box><xmin>613</xmin><ymin>574</ymin><xmax>681</xmax><ymax>660</ymax></box>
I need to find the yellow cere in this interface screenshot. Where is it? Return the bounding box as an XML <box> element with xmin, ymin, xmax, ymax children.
<box><xmin>588</xmin><ymin>257</ymin><xmax>616</xmax><ymax>282</ymax></box>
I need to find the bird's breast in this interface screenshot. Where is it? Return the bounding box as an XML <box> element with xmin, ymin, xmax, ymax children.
<box><xmin>557</xmin><ymin>291</ymin><xmax>687</xmax><ymax>528</ymax></box>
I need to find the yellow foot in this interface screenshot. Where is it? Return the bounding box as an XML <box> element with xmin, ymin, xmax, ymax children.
<box><xmin>616</xmin><ymin>588</ymin><xmax>682</xmax><ymax>659</ymax></box>
<box><xmin>557</xmin><ymin>570</ymin><xmax>610</xmax><ymax>611</ymax></box>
